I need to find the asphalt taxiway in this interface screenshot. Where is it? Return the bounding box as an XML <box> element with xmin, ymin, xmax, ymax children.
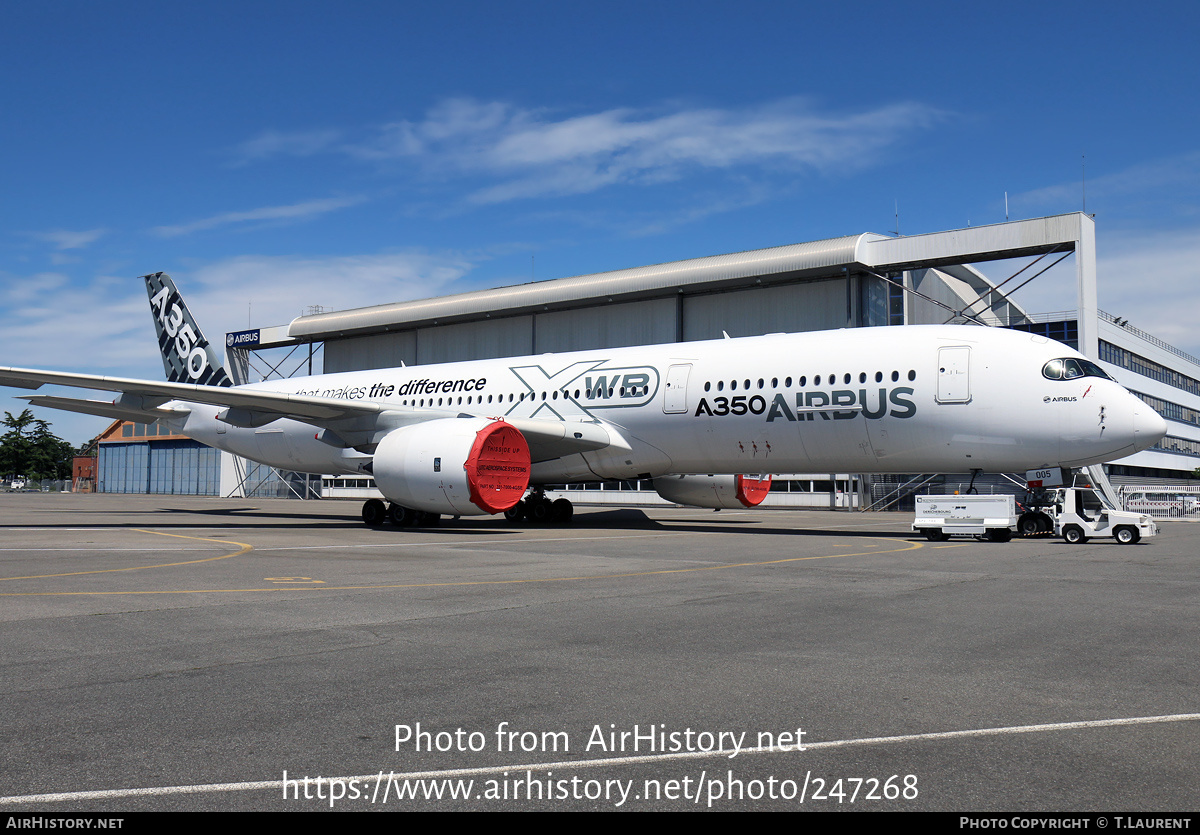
<box><xmin>1</xmin><ymin>492</ymin><xmax>1196</xmax><ymax>811</ymax></box>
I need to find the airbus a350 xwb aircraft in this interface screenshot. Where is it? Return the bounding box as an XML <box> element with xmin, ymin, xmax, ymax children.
<box><xmin>0</xmin><ymin>273</ymin><xmax>1167</xmax><ymax>527</ymax></box>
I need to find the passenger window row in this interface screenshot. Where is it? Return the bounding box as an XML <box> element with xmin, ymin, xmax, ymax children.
<box><xmin>702</xmin><ymin>370</ymin><xmax>917</xmax><ymax>393</ymax></box>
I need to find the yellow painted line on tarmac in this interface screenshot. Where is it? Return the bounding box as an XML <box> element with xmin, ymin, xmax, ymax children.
<box><xmin>0</xmin><ymin>530</ymin><xmax>253</xmax><ymax>581</ymax></box>
<box><xmin>0</xmin><ymin>537</ymin><xmax>923</xmax><ymax>596</ymax></box>
<box><xmin>261</xmin><ymin>532</ymin><xmax>694</xmax><ymax>551</ymax></box>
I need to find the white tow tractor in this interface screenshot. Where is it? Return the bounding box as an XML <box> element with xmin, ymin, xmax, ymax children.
<box><xmin>1044</xmin><ymin>486</ymin><xmax>1157</xmax><ymax>544</ymax></box>
<box><xmin>913</xmin><ymin>494</ymin><xmax>1017</xmax><ymax>542</ymax></box>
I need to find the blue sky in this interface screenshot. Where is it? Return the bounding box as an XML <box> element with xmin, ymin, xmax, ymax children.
<box><xmin>4</xmin><ymin>1</ymin><xmax>1200</xmax><ymax>443</ymax></box>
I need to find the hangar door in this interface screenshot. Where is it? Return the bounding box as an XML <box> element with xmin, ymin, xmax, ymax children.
<box><xmin>936</xmin><ymin>346</ymin><xmax>971</xmax><ymax>403</ymax></box>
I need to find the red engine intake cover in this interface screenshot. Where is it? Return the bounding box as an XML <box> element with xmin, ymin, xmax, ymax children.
<box><xmin>465</xmin><ymin>421</ymin><xmax>531</xmax><ymax>514</ymax></box>
<box><xmin>735</xmin><ymin>474</ymin><xmax>772</xmax><ymax>507</ymax></box>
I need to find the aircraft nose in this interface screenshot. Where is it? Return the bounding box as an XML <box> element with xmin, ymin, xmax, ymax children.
<box><xmin>1131</xmin><ymin>402</ymin><xmax>1167</xmax><ymax>452</ymax></box>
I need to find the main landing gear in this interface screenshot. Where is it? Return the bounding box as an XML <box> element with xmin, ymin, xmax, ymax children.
<box><xmin>504</xmin><ymin>490</ymin><xmax>574</xmax><ymax>525</ymax></box>
<box><xmin>359</xmin><ymin>492</ymin><xmax>575</xmax><ymax>528</ymax></box>
<box><xmin>361</xmin><ymin>498</ymin><xmax>441</xmax><ymax>528</ymax></box>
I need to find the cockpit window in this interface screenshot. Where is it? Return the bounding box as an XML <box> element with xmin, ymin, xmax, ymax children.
<box><xmin>1042</xmin><ymin>358</ymin><xmax>1113</xmax><ymax>381</ymax></box>
<box><xmin>1077</xmin><ymin>359</ymin><xmax>1113</xmax><ymax>380</ymax></box>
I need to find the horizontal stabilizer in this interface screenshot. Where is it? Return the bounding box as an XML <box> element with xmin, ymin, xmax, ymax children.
<box><xmin>18</xmin><ymin>395</ymin><xmax>185</xmax><ymax>424</ymax></box>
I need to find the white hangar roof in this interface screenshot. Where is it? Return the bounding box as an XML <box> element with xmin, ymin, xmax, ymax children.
<box><xmin>287</xmin><ymin>214</ymin><xmax>1093</xmax><ymax>342</ymax></box>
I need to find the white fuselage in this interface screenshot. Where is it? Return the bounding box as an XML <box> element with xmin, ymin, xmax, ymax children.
<box><xmin>169</xmin><ymin>325</ymin><xmax>1165</xmax><ymax>481</ymax></box>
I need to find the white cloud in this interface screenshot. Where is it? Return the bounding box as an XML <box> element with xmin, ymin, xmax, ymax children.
<box><xmin>152</xmin><ymin>196</ymin><xmax>367</xmax><ymax>238</ymax></box>
<box><xmin>0</xmin><ymin>271</ymin><xmax>161</xmax><ymax>372</ymax></box>
<box><xmin>1096</xmin><ymin>230</ymin><xmax>1200</xmax><ymax>357</ymax></box>
<box><xmin>281</xmin><ymin>97</ymin><xmax>945</xmax><ymax>204</ymax></box>
<box><xmin>994</xmin><ymin>152</ymin><xmax>1200</xmax><ymax>355</ymax></box>
<box><xmin>0</xmin><ymin>252</ymin><xmax>476</xmax><ymax>442</ymax></box>
<box><xmin>230</xmin><ymin>128</ymin><xmax>344</xmax><ymax>165</ymax></box>
<box><xmin>420</xmin><ymin>97</ymin><xmax>936</xmax><ymax>201</ymax></box>
<box><xmin>29</xmin><ymin>228</ymin><xmax>107</xmax><ymax>250</ymax></box>
<box><xmin>0</xmin><ymin>268</ymin><xmax>158</xmax><ymax>442</ymax></box>
<box><xmin>0</xmin><ymin>253</ymin><xmax>475</xmax><ymax>372</ymax></box>
<box><xmin>1017</xmin><ymin>151</ymin><xmax>1200</xmax><ymax>213</ymax></box>
<box><xmin>183</xmin><ymin>252</ymin><xmax>476</xmax><ymax>334</ymax></box>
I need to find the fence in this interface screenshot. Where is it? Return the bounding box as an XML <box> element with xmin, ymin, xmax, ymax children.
<box><xmin>1</xmin><ymin>479</ymin><xmax>70</xmax><ymax>492</ymax></box>
<box><xmin>1116</xmin><ymin>485</ymin><xmax>1200</xmax><ymax>521</ymax></box>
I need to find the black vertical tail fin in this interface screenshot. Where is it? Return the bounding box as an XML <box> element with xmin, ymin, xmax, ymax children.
<box><xmin>143</xmin><ymin>272</ymin><xmax>232</xmax><ymax>387</ymax></box>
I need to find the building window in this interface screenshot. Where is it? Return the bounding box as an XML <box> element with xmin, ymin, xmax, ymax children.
<box><xmin>1100</xmin><ymin>340</ymin><xmax>1200</xmax><ymax>398</ymax></box>
<box><xmin>888</xmin><ymin>277</ymin><xmax>905</xmax><ymax>325</ymax></box>
<box><xmin>1006</xmin><ymin>320</ymin><xmax>1078</xmax><ymax>350</ymax></box>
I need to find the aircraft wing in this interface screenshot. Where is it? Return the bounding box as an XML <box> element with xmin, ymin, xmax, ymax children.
<box><xmin>0</xmin><ymin>366</ymin><xmax>384</xmax><ymax>421</ymax></box>
<box><xmin>0</xmin><ymin>365</ymin><xmax>616</xmax><ymax>460</ymax></box>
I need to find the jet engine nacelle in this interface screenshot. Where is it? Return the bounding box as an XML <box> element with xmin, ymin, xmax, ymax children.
<box><xmin>652</xmin><ymin>474</ymin><xmax>772</xmax><ymax>509</ymax></box>
<box><xmin>372</xmin><ymin>418</ymin><xmax>530</xmax><ymax>516</ymax></box>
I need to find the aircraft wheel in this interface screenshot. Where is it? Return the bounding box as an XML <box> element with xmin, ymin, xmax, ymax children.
<box><xmin>987</xmin><ymin>528</ymin><xmax>1013</xmax><ymax>543</ymax></box>
<box><xmin>1018</xmin><ymin>514</ymin><xmax>1042</xmax><ymax>536</ymax></box>
<box><xmin>551</xmin><ymin>498</ymin><xmax>574</xmax><ymax>524</ymax></box>
<box><xmin>924</xmin><ymin>529</ymin><xmax>949</xmax><ymax>542</ymax></box>
<box><xmin>1114</xmin><ymin>525</ymin><xmax>1139</xmax><ymax>544</ymax></box>
<box><xmin>389</xmin><ymin>504</ymin><xmax>414</xmax><ymax>527</ymax></box>
<box><xmin>362</xmin><ymin>499</ymin><xmax>387</xmax><ymax>527</ymax></box>
<box><xmin>1062</xmin><ymin>525</ymin><xmax>1087</xmax><ymax>544</ymax></box>
<box><xmin>504</xmin><ymin>501</ymin><xmax>526</xmax><ymax>524</ymax></box>
<box><xmin>529</xmin><ymin>498</ymin><xmax>553</xmax><ymax>524</ymax></box>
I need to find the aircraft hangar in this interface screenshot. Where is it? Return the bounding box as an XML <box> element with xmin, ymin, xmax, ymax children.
<box><xmin>98</xmin><ymin>212</ymin><xmax>1200</xmax><ymax>508</ymax></box>
<box><xmin>291</xmin><ymin>218</ymin><xmax>1069</xmax><ymax>371</ymax></box>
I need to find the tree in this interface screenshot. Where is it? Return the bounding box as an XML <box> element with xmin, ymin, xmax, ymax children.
<box><xmin>0</xmin><ymin>410</ymin><xmax>75</xmax><ymax>480</ymax></box>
